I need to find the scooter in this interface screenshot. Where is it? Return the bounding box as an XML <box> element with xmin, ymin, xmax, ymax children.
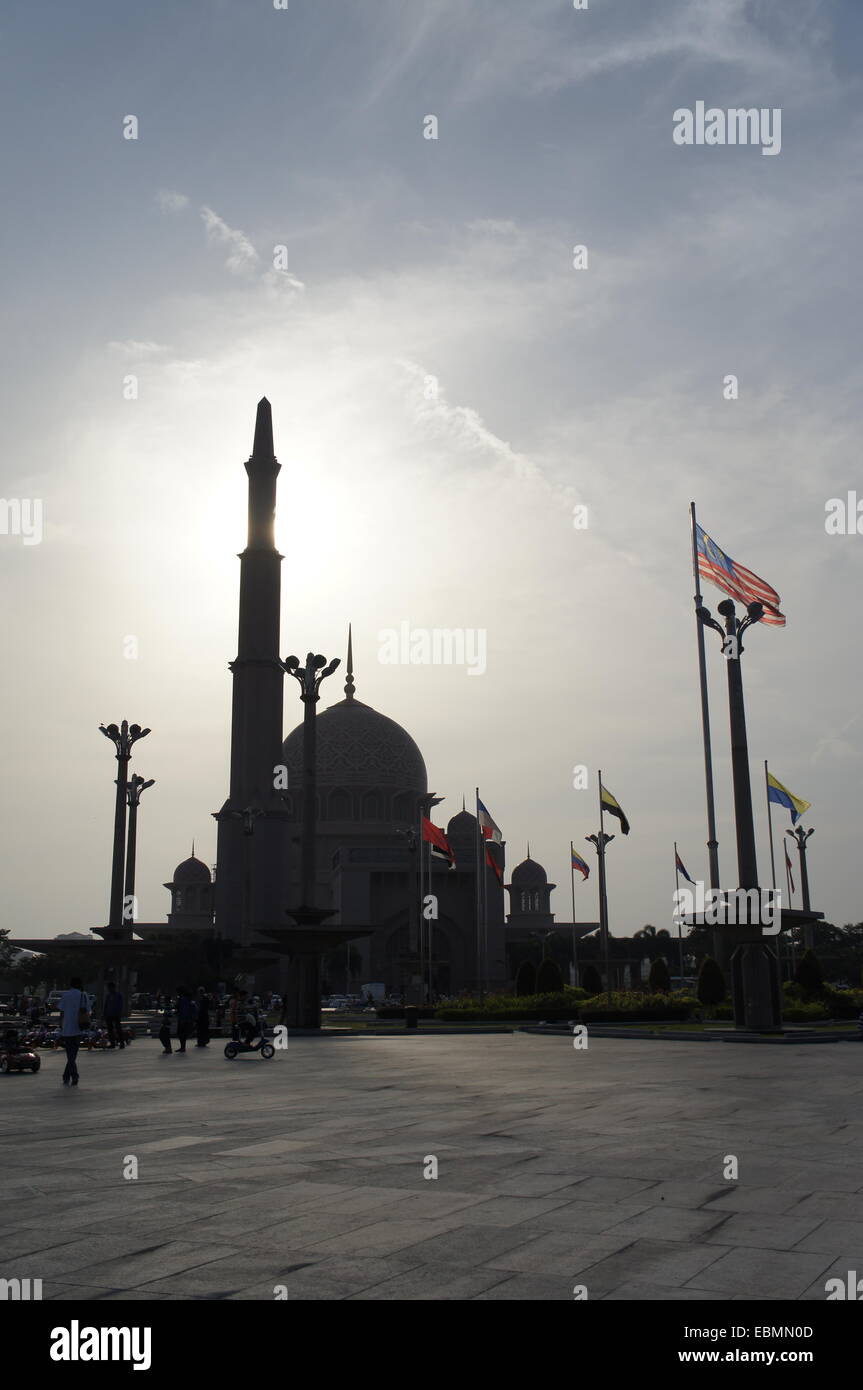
<box><xmin>224</xmin><ymin>1013</ymin><xmax>275</xmax><ymax>1060</ymax></box>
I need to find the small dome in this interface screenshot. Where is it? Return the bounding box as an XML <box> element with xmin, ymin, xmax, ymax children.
<box><xmin>447</xmin><ymin>810</ymin><xmax>477</xmax><ymax>839</ymax></box>
<box><xmin>511</xmin><ymin>856</ymin><xmax>547</xmax><ymax>887</ymax></box>
<box><xmin>172</xmin><ymin>855</ymin><xmax>211</xmax><ymax>885</ymax></box>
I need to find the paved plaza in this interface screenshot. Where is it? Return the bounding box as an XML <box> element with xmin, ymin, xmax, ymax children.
<box><xmin>3</xmin><ymin>1032</ymin><xmax>863</xmax><ymax>1301</ymax></box>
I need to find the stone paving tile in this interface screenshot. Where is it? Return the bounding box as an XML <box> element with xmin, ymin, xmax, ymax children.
<box><xmin>571</xmin><ymin>1238</ymin><xmax>728</xmax><ymax>1293</ymax></box>
<box><xmin>787</xmin><ymin>1192</ymin><xmax>863</xmax><ymax>1223</ymax></box>
<box><xmin>702</xmin><ymin>1186</ymin><xmax>814</xmax><ymax>1215</ymax></box>
<box><xmin>798</xmin><ymin>1255</ymin><xmax>863</xmax><ymax>1301</ymax></box>
<box><xmin>684</xmin><ymin>1247</ymin><xmax>835</xmax><ymax>1299</ymax></box>
<box><xmin>483</xmin><ymin>1229</ymin><xmax>635</xmax><ymax>1275</ymax></box>
<box><xmin>346</xmin><ymin>1262</ymin><xmax>509</xmax><ymax>1300</ymax></box>
<box><xmin>621</xmin><ymin>1180</ymin><xmax>730</xmax><ymax>1210</ymax></box>
<box><xmin>392</xmin><ymin>1221</ymin><xmax>543</xmax><ymax>1268</ymax></box>
<box><xmin>530</xmin><ymin>1197</ymin><xmax>656</xmax><ymax>1233</ymax></box>
<box><xmin>559</xmin><ymin>1175</ymin><xmax>659</xmax><ymax>1203</ymax></box>
<box><xmin>703</xmin><ymin>1212</ymin><xmax>825</xmax><ymax>1251</ymax></box>
<box><xmin>472</xmin><ymin>1272</ymin><xmax>574</xmax><ymax>1300</ymax></box>
<box><xmin>792</xmin><ymin>1220</ymin><xmax>863</xmax><ymax>1255</ymax></box>
<box><xmin>303</xmin><ymin>1214</ymin><xmax>469</xmax><ymax>1258</ymax></box>
<box><xmin>438</xmin><ymin>1194</ymin><xmax>574</xmax><ymax>1227</ymax></box>
<box><xmin>602</xmin><ymin>1282</ymin><xmax>730</xmax><ymax>1301</ymax></box>
<box><xmin>72</xmin><ymin>1240</ymin><xmax>243</xmax><ymax>1288</ymax></box>
<box><xmin>603</xmin><ymin>1205</ymin><xmax>730</xmax><ymax>1243</ymax></box>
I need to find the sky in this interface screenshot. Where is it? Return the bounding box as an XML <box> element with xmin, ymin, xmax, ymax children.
<box><xmin>1</xmin><ymin>0</ymin><xmax>862</xmax><ymax>941</ymax></box>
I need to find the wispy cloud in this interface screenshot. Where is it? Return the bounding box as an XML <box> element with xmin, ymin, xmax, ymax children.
<box><xmin>156</xmin><ymin>189</ymin><xmax>190</xmax><ymax>214</ymax></box>
<box><xmin>107</xmin><ymin>339</ymin><xmax>170</xmax><ymax>358</ymax></box>
<box><xmin>200</xmin><ymin>205</ymin><xmax>260</xmax><ymax>275</ymax></box>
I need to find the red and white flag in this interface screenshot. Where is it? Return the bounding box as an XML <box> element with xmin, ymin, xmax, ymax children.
<box><xmin>477</xmin><ymin>797</ymin><xmax>502</xmax><ymax>843</ymax></box>
<box><xmin>422</xmin><ymin>816</ymin><xmax>455</xmax><ymax>868</ymax></box>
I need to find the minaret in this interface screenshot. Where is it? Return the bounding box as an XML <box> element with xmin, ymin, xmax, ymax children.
<box><xmin>214</xmin><ymin>399</ymin><xmax>290</xmax><ymax>942</ymax></box>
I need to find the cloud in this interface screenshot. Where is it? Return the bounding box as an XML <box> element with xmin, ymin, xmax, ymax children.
<box><xmin>156</xmin><ymin>189</ymin><xmax>190</xmax><ymax>214</ymax></box>
<box><xmin>200</xmin><ymin>205</ymin><xmax>260</xmax><ymax>275</ymax></box>
<box><xmin>107</xmin><ymin>340</ymin><xmax>170</xmax><ymax>358</ymax></box>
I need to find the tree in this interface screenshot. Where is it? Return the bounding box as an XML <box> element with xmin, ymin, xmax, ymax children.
<box><xmin>536</xmin><ymin>958</ymin><xmax>564</xmax><ymax>994</ymax></box>
<box><xmin>0</xmin><ymin>929</ymin><xmax>16</xmax><ymax>972</ymax></box>
<box><xmin>648</xmin><ymin>957</ymin><xmax>671</xmax><ymax>993</ymax></box>
<box><xmin>581</xmin><ymin>963</ymin><xmax>603</xmax><ymax>996</ymax></box>
<box><xmin>795</xmin><ymin>948</ymin><xmax>824</xmax><ymax>1001</ymax></box>
<box><xmin>697</xmin><ymin>957</ymin><xmax>726</xmax><ymax>1012</ymax></box>
<box><xmin>514</xmin><ymin>960</ymin><xmax>536</xmax><ymax>996</ymax></box>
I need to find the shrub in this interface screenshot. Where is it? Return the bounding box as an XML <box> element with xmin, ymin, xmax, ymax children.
<box><xmin>515</xmin><ymin>961</ymin><xmax>536</xmax><ymax>997</ymax></box>
<box><xmin>581</xmin><ymin>964</ymin><xmax>603</xmax><ymax>996</ymax></box>
<box><xmin>536</xmin><ymin>958</ymin><xmax>564</xmax><ymax>994</ymax></box>
<box><xmin>579</xmin><ymin>990</ymin><xmax>696</xmax><ymax>1023</ymax></box>
<box><xmin>697</xmin><ymin>957</ymin><xmax>726</xmax><ymax>1011</ymax></box>
<box><xmin>795</xmin><ymin>949</ymin><xmax>824</xmax><ymax>1002</ymax></box>
<box><xmin>782</xmin><ymin>1001</ymin><xmax>830</xmax><ymax>1022</ymax></box>
<box><xmin>434</xmin><ymin>988</ymin><xmax>587</xmax><ymax>1023</ymax></box>
<box><xmin>648</xmin><ymin>957</ymin><xmax>671</xmax><ymax>993</ymax></box>
<box><xmin>374</xmin><ymin>1006</ymin><xmax>437</xmax><ymax>1020</ymax></box>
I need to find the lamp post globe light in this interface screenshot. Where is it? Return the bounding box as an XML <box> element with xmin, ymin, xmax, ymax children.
<box><xmin>786</xmin><ymin>825</ymin><xmax>816</xmax><ymax>948</ymax></box>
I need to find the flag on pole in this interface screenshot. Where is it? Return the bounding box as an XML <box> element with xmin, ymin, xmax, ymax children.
<box><xmin>784</xmin><ymin>842</ymin><xmax>795</xmax><ymax>894</ymax></box>
<box><xmin>767</xmin><ymin>772</ymin><xmax>811</xmax><ymax>826</ymax></box>
<box><xmin>421</xmin><ymin>816</ymin><xmax>455</xmax><ymax>868</ymax></box>
<box><xmin>485</xmin><ymin>845</ymin><xmax>503</xmax><ymax>884</ymax></box>
<box><xmin>695</xmin><ymin>522</ymin><xmax>785</xmax><ymax>626</ymax></box>
<box><xmin>675</xmin><ymin>850</ymin><xmax>695</xmax><ymax>884</ymax></box>
<box><xmin>600</xmin><ymin>782</ymin><xmax>630</xmax><ymax>835</ymax></box>
<box><xmin>477</xmin><ymin>798</ymin><xmax>502</xmax><ymax>843</ymax></box>
<box><xmin>571</xmin><ymin>848</ymin><xmax>590</xmax><ymax>880</ymax></box>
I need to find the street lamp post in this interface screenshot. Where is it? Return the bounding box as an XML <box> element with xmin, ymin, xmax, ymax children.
<box><xmin>787</xmin><ymin>825</ymin><xmax>815</xmax><ymax>949</ymax></box>
<box><xmin>282</xmin><ymin>653</ymin><xmax>340</xmax><ymax>909</ymax></box>
<box><xmin>586</xmin><ymin>830</ymin><xmax>614</xmax><ymax>1001</ymax></box>
<box><xmin>696</xmin><ymin>598</ymin><xmax>782</xmax><ymax>1031</ymax></box>
<box><xmin>124</xmin><ymin>774</ymin><xmax>155</xmax><ymax>927</ymax></box>
<box><xmin>99</xmin><ymin>721</ymin><xmax>150</xmax><ymax>936</ymax></box>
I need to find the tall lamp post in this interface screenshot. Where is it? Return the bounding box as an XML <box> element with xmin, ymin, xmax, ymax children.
<box><xmin>586</xmin><ymin>830</ymin><xmax>614</xmax><ymax>1001</ymax></box>
<box><xmin>99</xmin><ymin>721</ymin><xmax>150</xmax><ymax>939</ymax></box>
<box><xmin>787</xmin><ymin>826</ymin><xmax>815</xmax><ymax>949</ymax></box>
<box><xmin>696</xmin><ymin>598</ymin><xmax>782</xmax><ymax>1030</ymax></box>
<box><xmin>124</xmin><ymin>774</ymin><xmax>155</xmax><ymax>928</ymax></box>
<box><xmin>283</xmin><ymin>653</ymin><xmax>340</xmax><ymax>909</ymax></box>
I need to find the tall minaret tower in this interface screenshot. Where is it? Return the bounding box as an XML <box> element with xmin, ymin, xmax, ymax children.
<box><xmin>214</xmin><ymin>399</ymin><xmax>290</xmax><ymax>942</ymax></box>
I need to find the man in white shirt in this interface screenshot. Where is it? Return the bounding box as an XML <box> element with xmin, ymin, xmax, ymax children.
<box><xmin>58</xmin><ymin>975</ymin><xmax>87</xmax><ymax>1086</ymax></box>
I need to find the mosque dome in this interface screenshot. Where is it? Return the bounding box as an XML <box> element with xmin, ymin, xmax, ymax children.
<box><xmin>172</xmin><ymin>854</ymin><xmax>212</xmax><ymax>885</ymax></box>
<box><xmin>447</xmin><ymin>810</ymin><xmax>477</xmax><ymax>839</ymax></box>
<box><xmin>282</xmin><ymin>697</ymin><xmax>427</xmax><ymax>793</ymax></box>
<box><xmin>510</xmin><ymin>856</ymin><xmax>547</xmax><ymax>888</ymax></box>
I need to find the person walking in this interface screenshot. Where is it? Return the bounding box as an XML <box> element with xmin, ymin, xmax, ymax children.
<box><xmin>59</xmin><ymin>976</ymin><xmax>89</xmax><ymax>1086</ymax></box>
<box><xmin>158</xmin><ymin>1000</ymin><xmax>173</xmax><ymax>1054</ymax></box>
<box><xmin>175</xmin><ymin>987</ymin><xmax>196</xmax><ymax>1053</ymax></box>
<box><xmin>103</xmin><ymin>981</ymin><xmax>125</xmax><ymax>1049</ymax></box>
<box><xmin>195</xmin><ymin>988</ymin><xmax>211</xmax><ymax>1048</ymax></box>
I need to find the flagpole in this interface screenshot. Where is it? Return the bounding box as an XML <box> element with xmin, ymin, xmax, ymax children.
<box><xmin>570</xmin><ymin>841</ymin><xmax>578</xmax><ymax>988</ymax></box>
<box><xmin>427</xmin><ymin>818</ymin><xmax>433</xmax><ymax>1004</ymax></box>
<box><xmin>690</xmin><ymin>503</ymin><xmax>721</xmax><ymax>903</ymax></box>
<box><xmin>474</xmin><ymin>787</ymin><xmax>484</xmax><ymax>1003</ymax></box>
<box><xmin>418</xmin><ymin>802</ymin><xmax>425</xmax><ymax>1004</ymax></box>
<box><xmin>765</xmin><ymin>761</ymin><xmax>777</xmax><ymax>892</ymax></box>
<box><xmin>598</xmin><ymin>770</ymin><xmax>611</xmax><ymax>1003</ymax></box>
<box><xmin>674</xmin><ymin>842</ymin><xmax>684</xmax><ymax>983</ymax></box>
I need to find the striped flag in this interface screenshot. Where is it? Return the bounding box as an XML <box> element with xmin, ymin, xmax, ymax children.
<box><xmin>696</xmin><ymin>522</ymin><xmax>785</xmax><ymax>626</ymax></box>
<box><xmin>571</xmin><ymin>849</ymin><xmax>590</xmax><ymax>881</ymax></box>
<box><xmin>675</xmin><ymin>850</ymin><xmax>695</xmax><ymax>884</ymax></box>
<box><xmin>421</xmin><ymin>816</ymin><xmax>455</xmax><ymax>868</ymax></box>
<box><xmin>600</xmin><ymin>782</ymin><xmax>630</xmax><ymax>835</ymax></box>
<box><xmin>485</xmin><ymin>845</ymin><xmax>503</xmax><ymax>884</ymax></box>
<box><xmin>477</xmin><ymin>797</ymin><xmax>502</xmax><ymax>843</ymax></box>
<box><xmin>767</xmin><ymin>772</ymin><xmax>810</xmax><ymax>826</ymax></box>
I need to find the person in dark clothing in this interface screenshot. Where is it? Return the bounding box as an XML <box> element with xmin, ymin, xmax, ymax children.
<box><xmin>158</xmin><ymin>1002</ymin><xmax>173</xmax><ymax>1054</ymax></box>
<box><xmin>103</xmin><ymin>981</ymin><xmax>125</xmax><ymax>1048</ymax></box>
<box><xmin>195</xmin><ymin>989</ymin><xmax>211</xmax><ymax>1047</ymax></box>
<box><xmin>175</xmin><ymin>987</ymin><xmax>196</xmax><ymax>1053</ymax></box>
<box><xmin>59</xmin><ymin>975</ymin><xmax>87</xmax><ymax>1086</ymax></box>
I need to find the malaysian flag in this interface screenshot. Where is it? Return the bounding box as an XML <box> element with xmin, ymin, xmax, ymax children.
<box><xmin>421</xmin><ymin>816</ymin><xmax>455</xmax><ymax>868</ymax></box>
<box><xmin>695</xmin><ymin>522</ymin><xmax>785</xmax><ymax>626</ymax></box>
